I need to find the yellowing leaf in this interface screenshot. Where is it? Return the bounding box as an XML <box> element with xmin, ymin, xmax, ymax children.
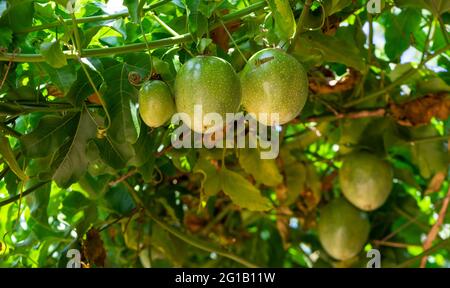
<box><xmin>239</xmin><ymin>148</ymin><xmax>283</xmax><ymax>187</ymax></box>
<box><xmin>0</xmin><ymin>135</ymin><xmax>27</xmax><ymax>181</ymax></box>
<box><xmin>193</xmin><ymin>157</ymin><xmax>221</xmax><ymax>198</ymax></box>
<box><xmin>220</xmin><ymin>169</ymin><xmax>272</xmax><ymax>212</ymax></box>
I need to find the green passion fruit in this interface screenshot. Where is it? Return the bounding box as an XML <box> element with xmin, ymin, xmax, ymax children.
<box><xmin>174</xmin><ymin>56</ymin><xmax>241</xmax><ymax>134</ymax></box>
<box><xmin>240</xmin><ymin>48</ymin><xmax>309</xmax><ymax>126</ymax></box>
<box><xmin>339</xmin><ymin>151</ymin><xmax>393</xmax><ymax>211</ymax></box>
<box><xmin>139</xmin><ymin>80</ymin><xmax>176</xmax><ymax>128</ymax></box>
<box><xmin>318</xmin><ymin>198</ymin><xmax>370</xmax><ymax>261</ymax></box>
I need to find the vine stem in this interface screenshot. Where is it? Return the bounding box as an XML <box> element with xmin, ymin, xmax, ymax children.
<box><xmin>420</xmin><ymin>186</ymin><xmax>450</xmax><ymax>268</ymax></box>
<box><xmin>0</xmin><ymin>182</ymin><xmax>49</xmax><ymax>208</ymax></box>
<box><xmin>15</xmin><ymin>0</ymin><xmax>172</xmax><ymax>34</ymax></box>
<box><xmin>409</xmin><ymin>135</ymin><xmax>450</xmax><ymax>145</ymax></box>
<box><xmin>396</xmin><ymin>238</ymin><xmax>450</xmax><ymax>268</ymax></box>
<box><xmin>122</xmin><ymin>183</ymin><xmax>259</xmax><ymax>268</ymax></box>
<box><xmin>145</xmin><ymin>210</ymin><xmax>260</xmax><ymax>268</ymax></box>
<box><xmin>344</xmin><ymin>43</ymin><xmax>450</xmax><ymax>108</ymax></box>
<box><xmin>0</xmin><ymin>1</ymin><xmax>267</xmax><ymax>63</ymax></box>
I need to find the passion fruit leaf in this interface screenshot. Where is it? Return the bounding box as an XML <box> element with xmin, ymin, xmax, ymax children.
<box><xmin>409</xmin><ymin>125</ymin><xmax>449</xmax><ymax>179</ymax></box>
<box><xmin>40</xmin><ymin>63</ymin><xmax>77</xmax><ymax>96</ymax></box>
<box><xmin>0</xmin><ymin>27</ymin><xmax>12</xmax><ymax>48</ymax></box>
<box><xmin>0</xmin><ymin>135</ymin><xmax>27</xmax><ymax>181</ymax></box>
<box><xmin>267</xmin><ymin>0</ymin><xmax>296</xmax><ymax>41</ymax></box>
<box><xmin>220</xmin><ymin>168</ymin><xmax>273</xmax><ymax>212</ymax></box>
<box><xmin>381</xmin><ymin>8</ymin><xmax>422</xmax><ymax>61</ymax></box>
<box><xmin>51</xmin><ymin>109</ymin><xmax>97</xmax><ymax>188</ymax></box>
<box><xmin>239</xmin><ymin>147</ymin><xmax>283</xmax><ymax>187</ymax></box>
<box><xmin>323</xmin><ymin>0</ymin><xmax>353</xmax><ymax>16</ymax></box>
<box><xmin>20</xmin><ymin>114</ymin><xmax>79</xmax><ymax>159</ymax></box>
<box><xmin>40</xmin><ymin>40</ymin><xmax>67</xmax><ymax>68</ymax></box>
<box><xmin>293</xmin><ymin>31</ymin><xmax>366</xmax><ymax>71</ymax></box>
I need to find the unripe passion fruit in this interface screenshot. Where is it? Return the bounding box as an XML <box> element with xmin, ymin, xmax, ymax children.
<box><xmin>339</xmin><ymin>151</ymin><xmax>393</xmax><ymax>211</ymax></box>
<box><xmin>174</xmin><ymin>56</ymin><xmax>241</xmax><ymax>133</ymax></box>
<box><xmin>139</xmin><ymin>80</ymin><xmax>176</xmax><ymax>128</ymax></box>
<box><xmin>318</xmin><ymin>198</ymin><xmax>370</xmax><ymax>261</ymax></box>
<box><xmin>240</xmin><ymin>48</ymin><xmax>309</xmax><ymax>126</ymax></box>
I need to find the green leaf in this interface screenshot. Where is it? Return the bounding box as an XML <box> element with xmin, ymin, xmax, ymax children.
<box><xmin>395</xmin><ymin>0</ymin><xmax>450</xmax><ymax>16</ymax></box>
<box><xmin>284</xmin><ymin>161</ymin><xmax>306</xmax><ymax>205</ymax></box>
<box><xmin>27</xmin><ymin>181</ymin><xmax>51</xmax><ymax>225</ymax></box>
<box><xmin>0</xmin><ymin>27</ymin><xmax>12</xmax><ymax>48</ymax></box>
<box><xmin>0</xmin><ymin>135</ymin><xmax>27</xmax><ymax>181</ymax></box>
<box><xmin>239</xmin><ymin>148</ymin><xmax>283</xmax><ymax>187</ymax></box>
<box><xmin>188</xmin><ymin>11</ymin><xmax>208</xmax><ymax>39</ymax></box>
<box><xmin>66</xmin><ymin>65</ymin><xmax>103</xmax><ymax>107</ymax></box>
<box><xmin>40</xmin><ymin>63</ymin><xmax>77</xmax><ymax>96</ymax></box>
<box><xmin>220</xmin><ymin>168</ymin><xmax>272</xmax><ymax>211</ymax></box>
<box><xmin>124</xmin><ymin>0</ymin><xmax>140</xmax><ymax>23</ymax></box>
<box><xmin>409</xmin><ymin>125</ymin><xmax>449</xmax><ymax>179</ymax></box>
<box><xmin>417</xmin><ymin>77</ymin><xmax>450</xmax><ymax>94</ymax></box>
<box><xmin>51</xmin><ymin>109</ymin><xmax>97</xmax><ymax>188</ymax></box>
<box><xmin>293</xmin><ymin>31</ymin><xmax>366</xmax><ymax>71</ymax></box>
<box><xmin>323</xmin><ymin>0</ymin><xmax>353</xmax><ymax>15</ymax></box>
<box><xmin>267</xmin><ymin>0</ymin><xmax>296</xmax><ymax>41</ymax></box>
<box><xmin>104</xmin><ymin>183</ymin><xmax>136</xmax><ymax>214</ymax></box>
<box><xmin>102</xmin><ymin>56</ymin><xmax>150</xmax><ymax>144</ymax></box>
<box><xmin>89</xmin><ymin>136</ymin><xmax>135</xmax><ymax>170</ymax></box>
<box><xmin>131</xmin><ymin>123</ymin><xmax>158</xmax><ymax>167</ymax></box>
<box><xmin>40</xmin><ymin>40</ymin><xmax>68</xmax><ymax>68</ymax></box>
<box><xmin>382</xmin><ymin>8</ymin><xmax>421</xmax><ymax>61</ymax></box>
<box><xmin>0</xmin><ymin>0</ymin><xmax>34</xmax><ymax>33</ymax></box>
<box><xmin>20</xmin><ymin>113</ymin><xmax>79</xmax><ymax>158</ymax></box>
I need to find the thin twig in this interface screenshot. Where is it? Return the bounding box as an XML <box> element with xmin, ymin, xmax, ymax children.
<box><xmin>0</xmin><ymin>182</ymin><xmax>49</xmax><ymax>208</ymax></box>
<box><xmin>372</xmin><ymin>240</ymin><xmax>421</xmax><ymax>249</ymax></box>
<box><xmin>109</xmin><ymin>169</ymin><xmax>138</xmax><ymax>187</ymax></box>
<box><xmin>420</xmin><ymin>186</ymin><xmax>450</xmax><ymax>268</ymax></box>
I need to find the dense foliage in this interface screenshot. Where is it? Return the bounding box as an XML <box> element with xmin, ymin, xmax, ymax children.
<box><xmin>0</xmin><ymin>0</ymin><xmax>449</xmax><ymax>268</ymax></box>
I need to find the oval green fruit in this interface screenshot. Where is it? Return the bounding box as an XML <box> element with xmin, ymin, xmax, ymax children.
<box><xmin>318</xmin><ymin>198</ymin><xmax>370</xmax><ymax>261</ymax></box>
<box><xmin>139</xmin><ymin>80</ymin><xmax>176</xmax><ymax>128</ymax></box>
<box><xmin>240</xmin><ymin>48</ymin><xmax>309</xmax><ymax>126</ymax></box>
<box><xmin>174</xmin><ymin>56</ymin><xmax>241</xmax><ymax>133</ymax></box>
<box><xmin>340</xmin><ymin>151</ymin><xmax>393</xmax><ymax>211</ymax></box>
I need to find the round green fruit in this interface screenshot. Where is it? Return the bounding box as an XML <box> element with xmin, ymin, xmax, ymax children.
<box><xmin>339</xmin><ymin>151</ymin><xmax>393</xmax><ymax>211</ymax></box>
<box><xmin>318</xmin><ymin>198</ymin><xmax>370</xmax><ymax>261</ymax></box>
<box><xmin>139</xmin><ymin>80</ymin><xmax>176</xmax><ymax>128</ymax></box>
<box><xmin>174</xmin><ymin>56</ymin><xmax>241</xmax><ymax>133</ymax></box>
<box><xmin>240</xmin><ymin>48</ymin><xmax>309</xmax><ymax>126</ymax></box>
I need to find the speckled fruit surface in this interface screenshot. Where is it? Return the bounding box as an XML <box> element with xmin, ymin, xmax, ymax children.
<box><xmin>174</xmin><ymin>56</ymin><xmax>241</xmax><ymax>133</ymax></box>
<box><xmin>339</xmin><ymin>151</ymin><xmax>393</xmax><ymax>211</ymax></box>
<box><xmin>318</xmin><ymin>198</ymin><xmax>370</xmax><ymax>261</ymax></box>
<box><xmin>240</xmin><ymin>48</ymin><xmax>308</xmax><ymax>126</ymax></box>
<box><xmin>139</xmin><ymin>80</ymin><xmax>176</xmax><ymax>128</ymax></box>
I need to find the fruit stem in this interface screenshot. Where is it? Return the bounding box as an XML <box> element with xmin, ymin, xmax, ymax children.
<box><xmin>289</xmin><ymin>0</ymin><xmax>314</xmax><ymax>52</ymax></box>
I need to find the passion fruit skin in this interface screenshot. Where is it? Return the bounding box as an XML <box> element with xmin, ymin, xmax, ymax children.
<box><xmin>174</xmin><ymin>56</ymin><xmax>241</xmax><ymax>133</ymax></box>
<box><xmin>339</xmin><ymin>151</ymin><xmax>393</xmax><ymax>211</ymax></box>
<box><xmin>318</xmin><ymin>198</ymin><xmax>370</xmax><ymax>261</ymax></box>
<box><xmin>139</xmin><ymin>80</ymin><xmax>176</xmax><ymax>128</ymax></box>
<box><xmin>240</xmin><ymin>48</ymin><xmax>309</xmax><ymax>126</ymax></box>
